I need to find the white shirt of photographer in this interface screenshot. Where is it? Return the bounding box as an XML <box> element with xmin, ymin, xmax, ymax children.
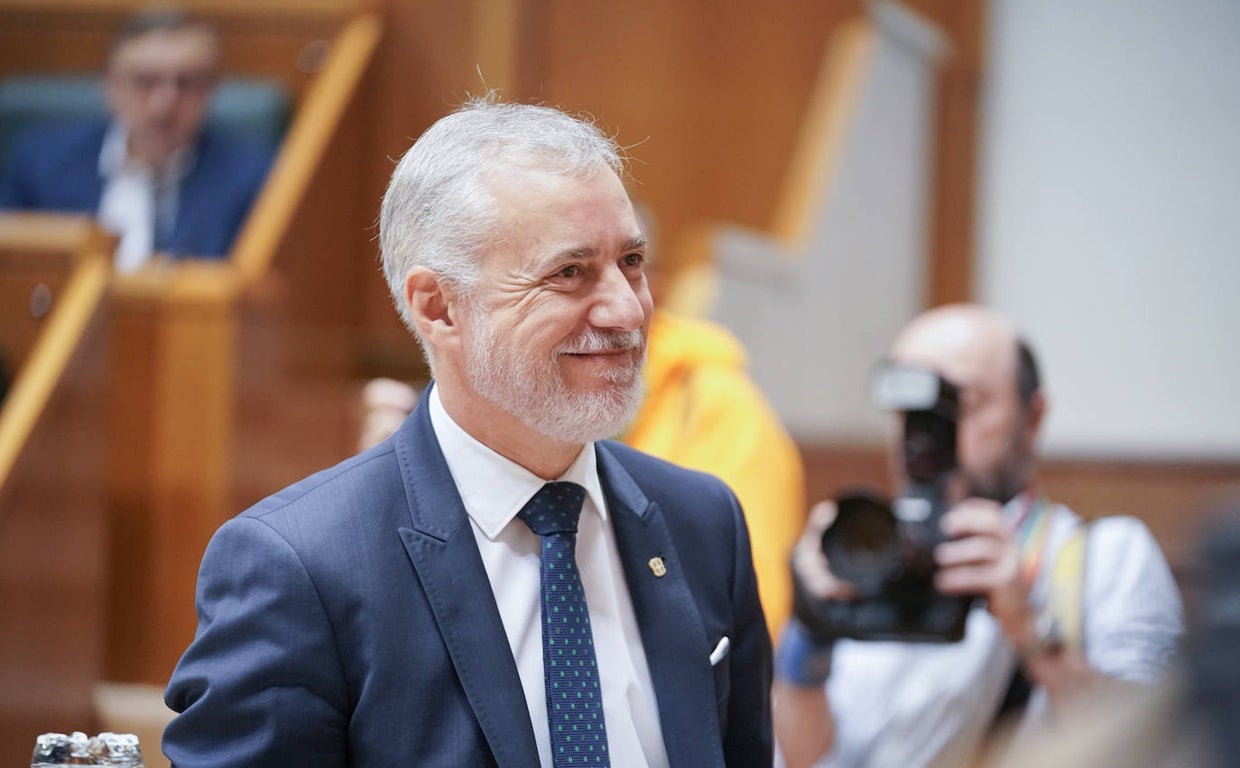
<box><xmin>806</xmin><ymin>499</ymin><xmax>1183</xmax><ymax>768</ymax></box>
<box><xmin>429</xmin><ymin>388</ymin><xmax>671</xmax><ymax>768</ymax></box>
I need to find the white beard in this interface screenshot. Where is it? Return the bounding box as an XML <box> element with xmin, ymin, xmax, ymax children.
<box><xmin>464</xmin><ymin>312</ymin><xmax>645</xmax><ymax>445</ymax></box>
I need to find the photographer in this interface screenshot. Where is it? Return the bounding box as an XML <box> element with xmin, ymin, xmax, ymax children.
<box><xmin>774</xmin><ymin>304</ymin><xmax>1183</xmax><ymax>768</ymax></box>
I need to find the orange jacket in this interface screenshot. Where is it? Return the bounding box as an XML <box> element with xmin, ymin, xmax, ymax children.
<box><xmin>623</xmin><ymin>310</ymin><xmax>805</xmax><ymax>638</ymax></box>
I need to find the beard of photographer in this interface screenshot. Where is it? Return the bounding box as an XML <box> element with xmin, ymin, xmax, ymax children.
<box><xmin>774</xmin><ymin>304</ymin><xmax>1182</xmax><ymax>768</ymax></box>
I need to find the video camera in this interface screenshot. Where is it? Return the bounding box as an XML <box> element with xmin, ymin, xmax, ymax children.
<box><xmin>793</xmin><ymin>362</ymin><xmax>975</xmax><ymax>642</ymax></box>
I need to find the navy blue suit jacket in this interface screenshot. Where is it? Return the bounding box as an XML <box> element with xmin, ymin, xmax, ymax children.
<box><xmin>163</xmin><ymin>395</ymin><xmax>773</xmax><ymax>767</ymax></box>
<box><xmin>0</xmin><ymin>120</ymin><xmax>272</xmax><ymax>258</ymax></box>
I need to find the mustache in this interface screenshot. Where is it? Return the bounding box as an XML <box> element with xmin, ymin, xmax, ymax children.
<box><xmin>556</xmin><ymin>328</ymin><xmax>644</xmax><ymax>355</ymax></box>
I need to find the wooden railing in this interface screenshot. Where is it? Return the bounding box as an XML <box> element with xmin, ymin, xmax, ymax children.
<box><xmin>232</xmin><ymin>12</ymin><xmax>381</xmax><ymax>282</ymax></box>
<box><xmin>0</xmin><ymin>214</ymin><xmax>113</xmax><ymax>488</ymax></box>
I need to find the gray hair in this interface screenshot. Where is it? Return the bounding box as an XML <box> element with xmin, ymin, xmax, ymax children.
<box><xmin>378</xmin><ymin>96</ymin><xmax>625</xmax><ymax>363</ymax></box>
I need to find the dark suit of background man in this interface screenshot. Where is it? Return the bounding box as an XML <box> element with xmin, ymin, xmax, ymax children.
<box><xmin>0</xmin><ymin>8</ymin><xmax>272</xmax><ymax>271</ymax></box>
<box><xmin>162</xmin><ymin>97</ymin><xmax>773</xmax><ymax>767</ymax></box>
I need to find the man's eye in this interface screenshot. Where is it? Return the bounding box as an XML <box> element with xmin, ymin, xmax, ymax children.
<box><xmin>555</xmin><ymin>264</ymin><xmax>581</xmax><ymax>279</ymax></box>
<box><xmin>622</xmin><ymin>252</ymin><xmax>645</xmax><ymax>268</ymax></box>
<box><xmin>130</xmin><ymin>74</ymin><xmax>160</xmax><ymax>91</ymax></box>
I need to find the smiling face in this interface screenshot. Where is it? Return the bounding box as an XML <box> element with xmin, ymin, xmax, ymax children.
<box><xmin>104</xmin><ymin>25</ymin><xmax>219</xmax><ymax>167</ymax></box>
<box><xmin>433</xmin><ymin>163</ymin><xmax>653</xmax><ymax>458</ymax></box>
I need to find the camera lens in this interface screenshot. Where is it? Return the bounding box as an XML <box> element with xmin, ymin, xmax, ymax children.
<box><xmin>821</xmin><ymin>492</ymin><xmax>902</xmax><ymax>594</ymax></box>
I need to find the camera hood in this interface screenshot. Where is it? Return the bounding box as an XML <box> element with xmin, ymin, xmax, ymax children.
<box><xmin>870</xmin><ymin>362</ymin><xmax>960</xmax><ymax>421</ymax></box>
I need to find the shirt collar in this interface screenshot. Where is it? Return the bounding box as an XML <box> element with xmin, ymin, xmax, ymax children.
<box><xmin>428</xmin><ymin>385</ymin><xmax>608</xmax><ymax>541</ymax></box>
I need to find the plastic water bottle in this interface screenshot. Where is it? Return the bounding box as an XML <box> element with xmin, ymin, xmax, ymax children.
<box><xmin>30</xmin><ymin>731</ymin><xmax>144</xmax><ymax>766</ymax></box>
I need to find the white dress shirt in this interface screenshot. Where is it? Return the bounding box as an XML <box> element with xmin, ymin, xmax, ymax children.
<box><xmin>97</xmin><ymin>122</ymin><xmax>189</xmax><ymax>272</ymax></box>
<box><xmin>428</xmin><ymin>388</ymin><xmax>671</xmax><ymax>768</ymax></box>
<box><xmin>809</xmin><ymin>496</ymin><xmax>1184</xmax><ymax>768</ymax></box>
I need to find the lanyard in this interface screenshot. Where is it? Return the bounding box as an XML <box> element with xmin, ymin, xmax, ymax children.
<box><xmin>1012</xmin><ymin>494</ymin><xmax>1054</xmax><ymax>588</ymax></box>
<box><xmin>1011</xmin><ymin>493</ymin><xmax>1089</xmax><ymax>647</ymax></box>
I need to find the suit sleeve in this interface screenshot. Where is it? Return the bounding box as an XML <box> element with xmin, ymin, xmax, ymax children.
<box><xmin>163</xmin><ymin>516</ymin><xmax>350</xmax><ymax>768</ymax></box>
<box><xmin>0</xmin><ymin>132</ymin><xmax>37</xmax><ymax>208</ymax></box>
<box><xmin>721</xmin><ymin>489</ymin><xmax>775</xmax><ymax>765</ymax></box>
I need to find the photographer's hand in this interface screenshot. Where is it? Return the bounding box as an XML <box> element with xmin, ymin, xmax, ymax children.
<box><xmin>934</xmin><ymin>498</ymin><xmax>1028</xmax><ymax>636</ymax></box>
<box><xmin>935</xmin><ymin>499</ymin><xmax>1105</xmax><ymax>705</ymax></box>
<box><xmin>791</xmin><ymin>501</ymin><xmax>858</xmax><ymax>602</ymax></box>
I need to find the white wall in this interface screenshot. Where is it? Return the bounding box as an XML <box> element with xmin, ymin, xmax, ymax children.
<box><xmin>708</xmin><ymin>3</ymin><xmax>944</xmax><ymax>442</ymax></box>
<box><xmin>977</xmin><ymin>0</ymin><xmax>1240</xmax><ymax>459</ymax></box>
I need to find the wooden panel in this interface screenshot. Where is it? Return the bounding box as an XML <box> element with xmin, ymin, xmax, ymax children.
<box><xmin>0</xmin><ymin>263</ymin><xmax>68</xmax><ymax>375</ymax></box>
<box><xmin>279</xmin><ymin>0</ymin><xmax>984</xmax><ymax>373</ymax></box>
<box><xmin>237</xmin><ymin>13</ymin><xmax>381</xmax><ymax>336</ymax></box>
<box><xmin>102</xmin><ymin>296</ymin><xmax>160</xmax><ymax>684</ymax></box>
<box><xmin>231</xmin><ymin>297</ymin><xmax>362</xmax><ymax>512</ymax></box>
<box><xmin>0</xmin><ymin>233</ymin><xmax>111</xmax><ymax>765</ymax></box>
<box><xmin>355</xmin><ymin>0</ymin><xmax>480</xmax><ymax>368</ymax></box>
<box><xmin>103</xmin><ymin>278</ymin><xmax>242</xmax><ymax>684</ymax></box>
<box><xmin>0</xmin><ymin>312</ymin><xmax>109</xmax><ymax>764</ymax></box>
<box><xmin>523</xmin><ymin>1</ymin><xmax>862</xmax><ymax>275</ymax></box>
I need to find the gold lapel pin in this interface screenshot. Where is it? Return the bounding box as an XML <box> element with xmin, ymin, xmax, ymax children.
<box><xmin>648</xmin><ymin>556</ymin><xmax>667</xmax><ymax>577</ymax></box>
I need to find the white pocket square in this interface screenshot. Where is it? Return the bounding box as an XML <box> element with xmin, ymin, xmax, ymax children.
<box><xmin>709</xmin><ymin>636</ymin><xmax>731</xmax><ymax>666</ymax></box>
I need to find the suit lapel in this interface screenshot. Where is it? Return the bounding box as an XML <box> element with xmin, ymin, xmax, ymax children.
<box><xmin>597</xmin><ymin>443</ymin><xmax>726</xmax><ymax>768</ymax></box>
<box><xmin>394</xmin><ymin>396</ymin><xmax>540</xmax><ymax>768</ymax></box>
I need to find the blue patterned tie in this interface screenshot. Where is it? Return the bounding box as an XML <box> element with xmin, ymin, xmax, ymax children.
<box><xmin>518</xmin><ymin>482</ymin><xmax>610</xmax><ymax>767</ymax></box>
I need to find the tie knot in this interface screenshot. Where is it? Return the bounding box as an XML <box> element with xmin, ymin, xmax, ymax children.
<box><xmin>517</xmin><ymin>481</ymin><xmax>586</xmax><ymax>536</ymax></box>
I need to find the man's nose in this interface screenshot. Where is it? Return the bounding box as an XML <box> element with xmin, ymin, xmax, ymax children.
<box><xmin>146</xmin><ymin>81</ymin><xmax>181</xmax><ymax>113</ymax></box>
<box><xmin>588</xmin><ymin>266</ymin><xmax>647</xmax><ymax>331</ymax></box>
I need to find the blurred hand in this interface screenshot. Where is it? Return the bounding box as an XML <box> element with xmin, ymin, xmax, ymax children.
<box><xmin>358</xmin><ymin>378</ymin><xmax>419</xmax><ymax>452</ymax></box>
<box><xmin>792</xmin><ymin>501</ymin><xmax>858</xmax><ymax>602</ymax></box>
<box><xmin>934</xmin><ymin>497</ymin><xmax>1033</xmax><ymax>641</ymax></box>
<box><xmin>936</xmin><ymin>498</ymin><xmax>1109</xmax><ymax>702</ymax></box>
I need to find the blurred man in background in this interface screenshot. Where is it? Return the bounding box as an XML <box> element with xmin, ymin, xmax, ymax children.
<box><xmin>774</xmin><ymin>303</ymin><xmax>1183</xmax><ymax>768</ymax></box>
<box><xmin>0</xmin><ymin>7</ymin><xmax>272</xmax><ymax>271</ymax></box>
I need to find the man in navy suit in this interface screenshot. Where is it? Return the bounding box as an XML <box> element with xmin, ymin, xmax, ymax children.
<box><xmin>0</xmin><ymin>8</ymin><xmax>272</xmax><ymax>270</ymax></box>
<box><xmin>162</xmin><ymin>97</ymin><xmax>773</xmax><ymax>767</ymax></box>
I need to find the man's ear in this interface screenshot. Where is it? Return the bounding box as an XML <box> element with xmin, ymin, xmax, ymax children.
<box><xmin>403</xmin><ymin>267</ymin><xmax>464</xmax><ymax>349</ymax></box>
<box><xmin>1024</xmin><ymin>390</ymin><xmax>1048</xmax><ymax>446</ymax></box>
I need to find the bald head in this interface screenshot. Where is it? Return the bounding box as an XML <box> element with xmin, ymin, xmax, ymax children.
<box><xmin>888</xmin><ymin>304</ymin><xmax>1045</xmax><ymax>503</ymax></box>
<box><xmin>891</xmin><ymin>304</ymin><xmax>1020</xmax><ymax>392</ymax></box>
